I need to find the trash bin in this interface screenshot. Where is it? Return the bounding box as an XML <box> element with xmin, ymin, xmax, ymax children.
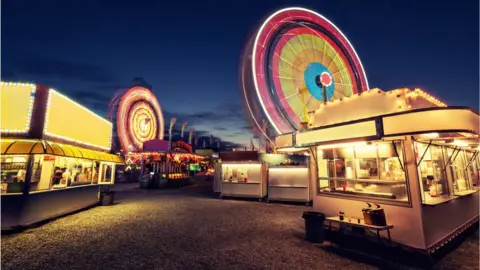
<box><xmin>139</xmin><ymin>174</ymin><xmax>151</xmax><ymax>189</ymax></box>
<box><xmin>302</xmin><ymin>211</ymin><xmax>325</xmax><ymax>243</ymax></box>
<box><xmin>100</xmin><ymin>191</ymin><xmax>115</xmax><ymax>206</ymax></box>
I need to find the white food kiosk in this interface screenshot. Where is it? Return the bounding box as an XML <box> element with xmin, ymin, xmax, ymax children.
<box><xmin>260</xmin><ymin>154</ymin><xmax>312</xmax><ymax>204</ymax></box>
<box><xmin>219</xmin><ymin>151</ymin><xmax>267</xmax><ymax>201</ymax></box>
<box><xmin>275</xmin><ymin>88</ymin><xmax>479</xmax><ymax>252</ymax></box>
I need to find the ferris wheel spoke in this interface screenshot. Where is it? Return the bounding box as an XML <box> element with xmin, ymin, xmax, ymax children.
<box><xmin>274</xmin><ymin>52</ymin><xmax>303</xmax><ymax>72</ymax></box>
<box><xmin>321</xmin><ymin>40</ymin><xmax>327</xmax><ymax>65</ymax></box>
<box><xmin>309</xmin><ymin>36</ymin><xmax>316</xmax><ymax>63</ymax></box>
<box><xmin>273</xmin><ymin>75</ymin><xmax>296</xmax><ymax>80</ymax></box>
<box><xmin>336</xmin><ymin>82</ymin><xmax>350</xmax><ymax>97</ymax></box>
<box><xmin>287</xmin><ymin>37</ymin><xmax>308</xmax><ymax>66</ymax></box>
<box><xmin>334</xmin><ymin>81</ymin><xmax>354</xmax><ymax>87</ymax></box>
<box><xmin>296</xmin><ymin>31</ymin><xmax>308</xmax><ymax>56</ymax></box>
<box><xmin>294</xmin><ymin>95</ymin><xmax>313</xmax><ymax>120</ymax></box>
<box><xmin>327</xmin><ymin>52</ymin><xmax>339</xmax><ymax>70</ymax></box>
<box><xmin>280</xmin><ymin>92</ymin><xmax>299</xmax><ymax>102</ymax></box>
<box><xmin>285</xmin><ymin>41</ymin><xmax>299</xmax><ymax>59</ymax></box>
<box><xmin>331</xmin><ymin>66</ymin><xmax>348</xmax><ymax>76</ymax></box>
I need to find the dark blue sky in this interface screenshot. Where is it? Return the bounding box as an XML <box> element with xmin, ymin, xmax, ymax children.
<box><xmin>2</xmin><ymin>0</ymin><xmax>479</xmax><ymax>148</ymax></box>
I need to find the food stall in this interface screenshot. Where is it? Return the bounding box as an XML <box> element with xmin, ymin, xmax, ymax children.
<box><xmin>260</xmin><ymin>154</ymin><xmax>312</xmax><ymax>204</ymax></box>
<box><xmin>126</xmin><ymin>139</ymin><xmax>203</xmax><ymax>188</ymax></box>
<box><xmin>1</xmin><ymin>82</ymin><xmax>123</xmax><ymax>230</ymax></box>
<box><xmin>275</xmin><ymin>88</ymin><xmax>479</xmax><ymax>252</ymax></box>
<box><xmin>219</xmin><ymin>151</ymin><xmax>267</xmax><ymax>201</ymax></box>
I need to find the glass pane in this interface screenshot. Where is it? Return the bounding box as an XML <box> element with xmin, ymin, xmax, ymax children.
<box><xmin>468</xmin><ymin>152</ymin><xmax>479</xmax><ymax>187</ymax></box>
<box><xmin>317</xmin><ymin>142</ymin><xmax>409</xmax><ymax>203</ymax></box>
<box><xmin>1</xmin><ymin>155</ymin><xmax>28</xmax><ymax>194</ymax></box>
<box><xmin>335</xmin><ymin>160</ymin><xmax>346</xmax><ymax>178</ymax></box>
<box><xmin>355</xmin><ymin>158</ymin><xmax>378</xmax><ymax>179</ymax></box>
<box><xmin>416</xmin><ymin>143</ymin><xmax>450</xmax><ymax>204</ymax></box>
<box><xmin>450</xmin><ymin>150</ymin><xmax>476</xmax><ymax>195</ymax></box>
<box><xmin>379</xmin><ymin>157</ymin><xmax>405</xmax><ymax>182</ymax></box>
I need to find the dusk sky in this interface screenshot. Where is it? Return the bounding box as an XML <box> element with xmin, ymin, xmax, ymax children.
<box><xmin>2</xmin><ymin>0</ymin><xmax>479</xmax><ymax>148</ymax></box>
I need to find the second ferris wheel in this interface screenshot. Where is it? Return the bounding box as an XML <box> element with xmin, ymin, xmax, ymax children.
<box><xmin>241</xmin><ymin>7</ymin><xmax>370</xmax><ymax>142</ymax></box>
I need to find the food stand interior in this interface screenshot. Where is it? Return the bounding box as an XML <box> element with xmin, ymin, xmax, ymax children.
<box><xmin>275</xmin><ymin>88</ymin><xmax>479</xmax><ymax>251</ymax></box>
<box><xmin>219</xmin><ymin>151</ymin><xmax>267</xmax><ymax>200</ymax></box>
<box><xmin>1</xmin><ymin>82</ymin><xmax>123</xmax><ymax>230</ymax></box>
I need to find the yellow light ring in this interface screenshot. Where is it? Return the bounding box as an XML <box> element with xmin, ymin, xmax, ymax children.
<box><xmin>117</xmin><ymin>86</ymin><xmax>164</xmax><ymax>153</ymax></box>
<box><xmin>132</xmin><ymin>109</ymin><xmax>155</xmax><ymax>140</ymax></box>
<box><xmin>127</xmin><ymin>103</ymin><xmax>157</xmax><ymax>148</ymax></box>
<box><xmin>129</xmin><ymin>106</ymin><xmax>156</xmax><ymax>148</ymax></box>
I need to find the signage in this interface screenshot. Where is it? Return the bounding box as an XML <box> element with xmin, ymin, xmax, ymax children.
<box><xmin>44</xmin><ymin>89</ymin><xmax>112</xmax><ymax>150</ymax></box>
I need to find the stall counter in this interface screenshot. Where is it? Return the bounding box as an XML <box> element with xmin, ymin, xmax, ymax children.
<box><xmin>268</xmin><ymin>166</ymin><xmax>311</xmax><ymax>203</ymax></box>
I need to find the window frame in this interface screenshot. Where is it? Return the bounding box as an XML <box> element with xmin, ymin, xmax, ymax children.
<box><xmin>413</xmin><ymin>140</ymin><xmax>480</xmax><ymax>205</ymax></box>
<box><xmin>316</xmin><ymin>141</ymin><xmax>412</xmax><ymax>207</ymax></box>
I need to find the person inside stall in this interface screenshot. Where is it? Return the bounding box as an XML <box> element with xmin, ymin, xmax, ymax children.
<box><xmin>15</xmin><ymin>169</ymin><xmax>26</xmax><ymax>182</ymax></box>
<box><xmin>75</xmin><ymin>169</ymin><xmax>86</xmax><ymax>182</ymax></box>
<box><xmin>61</xmin><ymin>168</ymin><xmax>71</xmax><ymax>186</ymax></box>
<box><xmin>52</xmin><ymin>167</ymin><xmax>63</xmax><ymax>185</ymax></box>
<box><xmin>85</xmin><ymin>168</ymin><xmax>92</xmax><ymax>181</ymax></box>
<box><xmin>92</xmin><ymin>163</ymin><xmax>99</xmax><ymax>182</ymax></box>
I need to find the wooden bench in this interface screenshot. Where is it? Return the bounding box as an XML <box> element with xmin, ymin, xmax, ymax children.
<box><xmin>326</xmin><ymin>216</ymin><xmax>394</xmax><ymax>242</ymax></box>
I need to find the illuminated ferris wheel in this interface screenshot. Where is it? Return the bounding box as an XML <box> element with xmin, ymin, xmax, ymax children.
<box><xmin>109</xmin><ymin>85</ymin><xmax>165</xmax><ymax>153</ymax></box>
<box><xmin>240</xmin><ymin>7</ymin><xmax>369</xmax><ymax>142</ymax></box>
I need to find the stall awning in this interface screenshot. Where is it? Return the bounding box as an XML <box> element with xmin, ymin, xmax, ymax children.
<box><xmin>0</xmin><ymin>139</ymin><xmax>124</xmax><ymax>164</ymax></box>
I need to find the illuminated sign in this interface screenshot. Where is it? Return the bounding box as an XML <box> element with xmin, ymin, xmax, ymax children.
<box><xmin>44</xmin><ymin>89</ymin><xmax>112</xmax><ymax>150</ymax></box>
<box><xmin>0</xmin><ymin>82</ymin><xmax>36</xmax><ymax>134</ymax></box>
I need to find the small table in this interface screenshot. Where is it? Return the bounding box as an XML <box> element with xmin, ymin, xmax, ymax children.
<box><xmin>326</xmin><ymin>216</ymin><xmax>394</xmax><ymax>242</ymax></box>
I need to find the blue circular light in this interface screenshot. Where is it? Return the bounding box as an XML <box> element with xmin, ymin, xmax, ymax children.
<box><xmin>304</xmin><ymin>62</ymin><xmax>335</xmax><ymax>101</ymax></box>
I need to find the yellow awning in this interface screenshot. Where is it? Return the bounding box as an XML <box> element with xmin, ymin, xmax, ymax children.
<box><xmin>0</xmin><ymin>139</ymin><xmax>124</xmax><ymax>164</ymax></box>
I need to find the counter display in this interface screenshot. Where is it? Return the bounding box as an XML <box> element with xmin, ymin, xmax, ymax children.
<box><xmin>221</xmin><ymin>163</ymin><xmax>267</xmax><ymax>200</ymax></box>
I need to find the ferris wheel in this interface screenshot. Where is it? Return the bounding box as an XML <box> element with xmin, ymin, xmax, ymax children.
<box><xmin>240</xmin><ymin>7</ymin><xmax>369</xmax><ymax>143</ymax></box>
<box><xmin>113</xmin><ymin>86</ymin><xmax>165</xmax><ymax>153</ymax></box>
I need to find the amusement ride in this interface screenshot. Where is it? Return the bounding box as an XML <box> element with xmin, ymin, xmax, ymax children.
<box><xmin>240</xmin><ymin>7</ymin><xmax>369</xmax><ymax>149</ymax></box>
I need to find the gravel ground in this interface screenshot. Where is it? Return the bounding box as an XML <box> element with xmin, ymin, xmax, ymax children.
<box><xmin>2</xmin><ymin>181</ymin><xmax>479</xmax><ymax>270</ymax></box>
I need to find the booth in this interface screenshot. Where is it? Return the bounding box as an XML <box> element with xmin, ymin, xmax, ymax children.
<box><xmin>275</xmin><ymin>88</ymin><xmax>479</xmax><ymax>252</ymax></box>
<box><xmin>1</xmin><ymin>82</ymin><xmax>123</xmax><ymax>230</ymax></box>
<box><xmin>219</xmin><ymin>151</ymin><xmax>267</xmax><ymax>201</ymax></box>
<box><xmin>260</xmin><ymin>154</ymin><xmax>312</xmax><ymax>204</ymax></box>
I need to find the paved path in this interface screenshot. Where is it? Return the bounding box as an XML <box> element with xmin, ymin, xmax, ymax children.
<box><xmin>1</xmin><ymin>182</ymin><xmax>478</xmax><ymax>270</ymax></box>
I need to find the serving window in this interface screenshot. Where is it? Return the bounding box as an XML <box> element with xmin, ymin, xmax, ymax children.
<box><xmin>99</xmin><ymin>162</ymin><xmax>115</xmax><ymax>184</ymax></box>
<box><xmin>317</xmin><ymin>142</ymin><xmax>408</xmax><ymax>204</ymax></box>
<box><xmin>415</xmin><ymin>142</ymin><xmax>479</xmax><ymax>205</ymax></box>
<box><xmin>447</xmin><ymin>148</ymin><xmax>479</xmax><ymax>196</ymax></box>
<box><xmin>25</xmin><ymin>155</ymin><xmax>114</xmax><ymax>192</ymax></box>
<box><xmin>415</xmin><ymin>143</ymin><xmax>451</xmax><ymax>204</ymax></box>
